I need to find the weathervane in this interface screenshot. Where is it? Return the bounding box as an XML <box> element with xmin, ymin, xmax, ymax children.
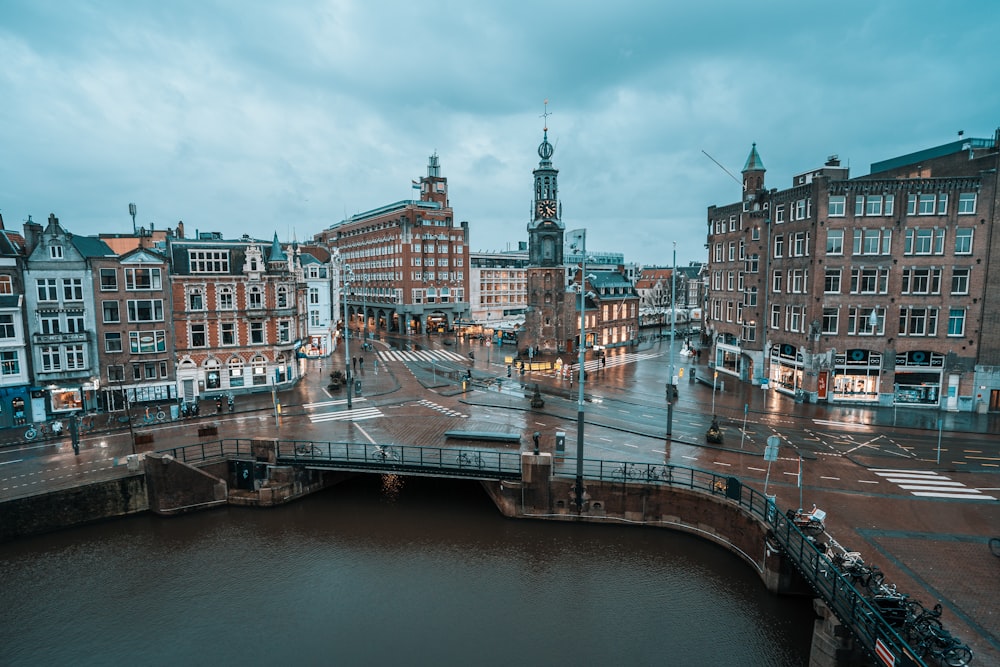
<box><xmin>540</xmin><ymin>99</ymin><xmax>552</xmax><ymax>131</ymax></box>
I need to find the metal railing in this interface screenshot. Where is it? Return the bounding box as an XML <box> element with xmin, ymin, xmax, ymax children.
<box><xmin>155</xmin><ymin>442</ymin><xmax>933</xmax><ymax>666</ymax></box>
<box><xmin>557</xmin><ymin>458</ymin><xmax>929</xmax><ymax>667</ymax></box>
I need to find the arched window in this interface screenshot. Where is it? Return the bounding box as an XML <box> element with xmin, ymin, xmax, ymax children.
<box><xmin>248</xmin><ymin>286</ymin><xmax>263</xmax><ymax>309</ymax></box>
<box><xmin>227</xmin><ymin>356</ymin><xmax>245</xmax><ymax>387</ymax></box>
<box><xmin>276</xmin><ymin>285</ymin><xmax>288</xmax><ymax>308</ymax></box>
<box><xmin>204</xmin><ymin>358</ymin><xmax>221</xmax><ymax>389</ymax></box>
<box><xmin>218</xmin><ymin>286</ymin><xmax>234</xmax><ymax>310</ymax></box>
<box><xmin>251</xmin><ymin>355</ymin><xmax>268</xmax><ymax>385</ymax></box>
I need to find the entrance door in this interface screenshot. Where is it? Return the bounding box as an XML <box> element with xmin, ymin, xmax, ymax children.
<box><xmin>945</xmin><ymin>374</ymin><xmax>959</xmax><ymax>411</ymax></box>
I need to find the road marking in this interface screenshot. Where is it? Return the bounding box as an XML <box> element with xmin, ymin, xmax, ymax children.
<box><xmin>747</xmin><ymin>466</ymin><xmax>766</xmax><ymax>472</ymax></box>
<box><xmin>682</xmin><ymin>455</ymin><xmax>697</xmax><ymax>460</ymax></box>
<box><xmin>813</xmin><ymin>419</ymin><xmax>869</xmax><ymax>429</ymax></box>
<box><xmin>869</xmin><ymin>467</ymin><xmax>996</xmax><ymax>500</ymax></box>
<box><xmin>713</xmin><ymin>461</ymin><xmax>731</xmax><ymax>467</ymax></box>
<box><xmin>0</xmin><ymin>459</ymin><xmax>23</xmax><ymax>466</ymax></box>
<box><xmin>859</xmin><ymin>480</ymin><xmax>879</xmax><ymax>484</ymax></box>
<box><xmin>820</xmin><ymin>476</ymin><xmax>840</xmax><ymax>481</ymax></box>
<box><xmin>309</xmin><ymin>407</ymin><xmax>383</xmax><ymax>423</ymax></box>
<box><xmin>304</xmin><ymin>397</ymin><xmax>368</xmax><ymax>409</ymax></box>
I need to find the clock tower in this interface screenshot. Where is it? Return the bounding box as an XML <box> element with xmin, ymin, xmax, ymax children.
<box><xmin>522</xmin><ymin>106</ymin><xmax>574</xmax><ymax>357</ymax></box>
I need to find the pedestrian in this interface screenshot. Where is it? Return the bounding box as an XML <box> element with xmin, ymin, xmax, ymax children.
<box><xmin>359</xmin><ymin>357</ymin><xmax>364</xmax><ymax>374</ymax></box>
<box><xmin>352</xmin><ymin>357</ymin><xmax>357</xmax><ymax>371</ymax></box>
<box><xmin>601</xmin><ymin>355</ymin><xmax>606</xmax><ymax>368</ymax></box>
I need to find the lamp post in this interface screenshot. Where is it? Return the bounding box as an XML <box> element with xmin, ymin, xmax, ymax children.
<box><xmin>570</xmin><ymin>229</ymin><xmax>589</xmax><ymax>511</ymax></box>
<box><xmin>335</xmin><ymin>253</ymin><xmax>353</xmax><ymax>411</ymax></box>
<box><xmin>667</xmin><ymin>241</ymin><xmax>677</xmax><ymax>440</ymax></box>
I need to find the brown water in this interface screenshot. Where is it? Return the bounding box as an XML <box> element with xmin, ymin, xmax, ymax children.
<box><xmin>0</xmin><ymin>475</ymin><xmax>814</xmax><ymax>666</ymax></box>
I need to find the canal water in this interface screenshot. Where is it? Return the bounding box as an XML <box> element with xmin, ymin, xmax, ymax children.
<box><xmin>1</xmin><ymin>476</ymin><xmax>814</xmax><ymax>666</ymax></box>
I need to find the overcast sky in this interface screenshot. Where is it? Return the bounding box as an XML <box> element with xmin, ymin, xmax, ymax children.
<box><xmin>2</xmin><ymin>1</ymin><xmax>999</xmax><ymax>266</ymax></box>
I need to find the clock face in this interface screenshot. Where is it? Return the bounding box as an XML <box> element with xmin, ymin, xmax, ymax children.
<box><xmin>537</xmin><ymin>201</ymin><xmax>557</xmax><ymax>219</ymax></box>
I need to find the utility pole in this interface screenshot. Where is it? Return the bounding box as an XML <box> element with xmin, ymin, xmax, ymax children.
<box><xmin>667</xmin><ymin>241</ymin><xmax>677</xmax><ymax>440</ymax></box>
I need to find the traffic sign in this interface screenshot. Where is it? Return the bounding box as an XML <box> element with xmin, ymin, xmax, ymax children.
<box><xmin>764</xmin><ymin>435</ymin><xmax>780</xmax><ymax>462</ymax></box>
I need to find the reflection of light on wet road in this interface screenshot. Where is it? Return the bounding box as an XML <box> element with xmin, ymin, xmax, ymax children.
<box><xmin>813</xmin><ymin>419</ymin><xmax>870</xmax><ymax>429</ymax></box>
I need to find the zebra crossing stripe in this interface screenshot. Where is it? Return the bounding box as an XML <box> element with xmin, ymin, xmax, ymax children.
<box><xmin>869</xmin><ymin>468</ymin><xmax>996</xmax><ymax>501</ymax></box>
<box><xmin>310</xmin><ymin>407</ymin><xmax>383</xmax><ymax>423</ymax></box>
<box><xmin>305</xmin><ymin>397</ymin><xmax>367</xmax><ymax>409</ymax></box>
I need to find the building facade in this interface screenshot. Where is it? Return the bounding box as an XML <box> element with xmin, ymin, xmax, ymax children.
<box><xmin>522</xmin><ymin>125</ymin><xmax>576</xmax><ymax>356</ymax></box>
<box><xmin>167</xmin><ymin>232</ymin><xmax>304</xmax><ymax>404</ymax></box>
<box><xmin>314</xmin><ymin>154</ymin><xmax>470</xmax><ymax>336</ymax></box>
<box><xmin>0</xmin><ymin>217</ymin><xmax>30</xmax><ymax>427</ymax></box>
<box><xmin>467</xmin><ymin>249</ymin><xmax>529</xmax><ymax>332</ymax></box>
<box><xmin>706</xmin><ymin>135</ymin><xmax>1000</xmax><ymax>412</ymax></box>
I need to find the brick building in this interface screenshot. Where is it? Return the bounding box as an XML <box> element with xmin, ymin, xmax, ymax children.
<box><xmin>706</xmin><ymin>133</ymin><xmax>1000</xmax><ymax>413</ymax></box>
<box><xmin>167</xmin><ymin>232</ymin><xmax>305</xmax><ymax>404</ymax></box>
<box><xmin>314</xmin><ymin>154</ymin><xmax>470</xmax><ymax>336</ymax></box>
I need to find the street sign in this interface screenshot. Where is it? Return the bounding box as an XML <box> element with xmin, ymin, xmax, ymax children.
<box><xmin>874</xmin><ymin>638</ymin><xmax>895</xmax><ymax>666</ymax></box>
<box><xmin>764</xmin><ymin>435</ymin><xmax>780</xmax><ymax>462</ymax></box>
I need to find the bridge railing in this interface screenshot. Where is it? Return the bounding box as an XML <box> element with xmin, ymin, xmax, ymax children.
<box><xmin>558</xmin><ymin>458</ymin><xmax>925</xmax><ymax>667</ymax></box>
<box><xmin>155</xmin><ymin>442</ymin><xmax>925</xmax><ymax>666</ymax></box>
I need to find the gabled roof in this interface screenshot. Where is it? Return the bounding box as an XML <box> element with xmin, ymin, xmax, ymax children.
<box><xmin>70</xmin><ymin>235</ymin><xmax>116</xmax><ymax>258</ymax></box>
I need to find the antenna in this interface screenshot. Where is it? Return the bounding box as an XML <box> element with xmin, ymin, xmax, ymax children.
<box><xmin>128</xmin><ymin>202</ymin><xmax>137</xmax><ymax>234</ymax></box>
<box><xmin>701</xmin><ymin>150</ymin><xmax>741</xmax><ymax>187</ymax></box>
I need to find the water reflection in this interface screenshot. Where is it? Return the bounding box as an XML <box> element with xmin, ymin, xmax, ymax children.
<box><xmin>0</xmin><ymin>476</ymin><xmax>813</xmax><ymax>666</ymax></box>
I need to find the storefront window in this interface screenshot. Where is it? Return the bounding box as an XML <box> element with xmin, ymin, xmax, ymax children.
<box><xmin>51</xmin><ymin>388</ymin><xmax>83</xmax><ymax>412</ymax></box>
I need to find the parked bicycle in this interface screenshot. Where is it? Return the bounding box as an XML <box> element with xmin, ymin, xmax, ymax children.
<box><xmin>372</xmin><ymin>445</ymin><xmax>398</xmax><ymax>462</ymax></box>
<box><xmin>456</xmin><ymin>451</ymin><xmax>484</xmax><ymax>468</ymax></box>
<box><xmin>24</xmin><ymin>420</ymin><xmax>64</xmax><ymax>441</ymax></box>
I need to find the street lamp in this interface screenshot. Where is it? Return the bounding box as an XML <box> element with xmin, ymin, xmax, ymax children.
<box><xmin>569</xmin><ymin>229</ymin><xmax>592</xmax><ymax>511</ymax></box>
<box><xmin>334</xmin><ymin>251</ymin><xmax>354</xmax><ymax>411</ymax></box>
<box><xmin>667</xmin><ymin>241</ymin><xmax>677</xmax><ymax>440</ymax></box>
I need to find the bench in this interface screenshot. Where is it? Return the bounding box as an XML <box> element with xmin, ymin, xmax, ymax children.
<box><xmin>444</xmin><ymin>430</ymin><xmax>521</xmax><ymax>444</ymax></box>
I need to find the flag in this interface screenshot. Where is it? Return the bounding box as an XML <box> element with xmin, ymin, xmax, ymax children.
<box><xmin>412</xmin><ymin>180</ymin><xmax>420</xmax><ymax>190</ymax></box>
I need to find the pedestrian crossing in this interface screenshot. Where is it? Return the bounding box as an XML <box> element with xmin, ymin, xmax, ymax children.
<box><xmin>869</xmin><ymin>468</ymin><xmax>997</xmax><ymax>501</ymax></box>
<box><xmin>564</xmin><ymin>350</ymin><xmax>665</xmax><ymax>375</ymax></box>
<box><xmin>304</xmin><ymin>397</ymin><xmax>383</xmax><ymax>423</ymax></box>
<box><xmin>416</xmin><ymin>399</ymin><xmax>468</xmax><ymax>418</ymax></box>
<box><xmin>378</xmin><ymin>349</ymin><xmax>469</xmax><ymax>363</ymax></box>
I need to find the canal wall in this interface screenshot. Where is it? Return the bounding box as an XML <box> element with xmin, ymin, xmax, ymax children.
<box><xmin>0</xmin><ymin>475</ymin><xmax>148</xmax><ymax>542</ymax></box>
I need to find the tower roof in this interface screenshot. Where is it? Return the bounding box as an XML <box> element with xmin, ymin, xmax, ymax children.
<box><xmin>742</xmin><ymin>143</ymin><xmax>765</xmax><ymax>172</ymax></box>
<box><xmin>269</xmin><ymin>232</ymin><xmax>286</xmax><ymax>262</ymax></box>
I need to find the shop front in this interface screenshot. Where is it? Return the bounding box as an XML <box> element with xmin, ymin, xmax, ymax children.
<box><xmin>892</xmin><ymin>350</ymin><xmax>943</xmax><ymax>407</ymax></box>
<box><xmin>768</xmin><ymin>343</ymin><xmax>803</xmax><ymax>396</ymax></box>
<box><xmin>831</xmin><ymin>349</ymin><xmax>882</xmax><ymax>403</ymax></box>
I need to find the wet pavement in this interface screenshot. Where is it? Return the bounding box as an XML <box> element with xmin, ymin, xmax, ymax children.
<box><xmin>2</xmin><ymin>333</ymin><xmax>998</xmax><ymax>664</ymax></box>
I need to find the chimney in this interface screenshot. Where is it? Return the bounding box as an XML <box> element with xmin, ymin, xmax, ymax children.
<box><xmin>176</xmin><ymin>220</ymin><xmax>185</xmax><ymax>238</ymax></box>
<box><xmin>23</xmin><ymin>215</ymin><xmax>43</xmax><ymax>255</ymax></box>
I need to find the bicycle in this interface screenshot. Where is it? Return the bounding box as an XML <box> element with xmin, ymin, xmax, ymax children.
<box><xmin>989</xmin><ymin>537</ymin><xmax>1000</xmax><ymax>558</ymax></box>
<box><xmin>142</xmin><ymin>406</ymin><xmax>167</xmax><ymax>424</ymax></box>
<box><xmin>24</xmin><ymin>420</ymin><xmax>63</xmax><ymax>441</ymax></box>
<box><xmin>456</xmin><ymin>451</ymin><xmax>483</xmax><ymax>468</ymax></box>
<box><xmin>372</xmin><ymin>445</ymin><xmax>398</xmax><ymax>463</ymax></box>
<box><xmin>294</xmin><ymin>443</ymin><xmax>323</xmax><ymax>456</ymax></box>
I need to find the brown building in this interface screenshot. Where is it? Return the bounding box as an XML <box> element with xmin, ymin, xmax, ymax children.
<box><xmin>92</xmin><ymin>246</ymin><xmax>177</xmax><ymax>411</ymax></box>
<box><xmin>166</xmin><ymin>232</ymin><xmax>305</xmax><ymax>404</ymax></box>
<box><xmin>707</xmin><ymin>133</ymin><xmax>1000</xmax><ymax>413</ymax></box>
<box><xmin>314</xmin><ymin>154</ymin><xmax>470</xmax><ymax>336</ymax></box>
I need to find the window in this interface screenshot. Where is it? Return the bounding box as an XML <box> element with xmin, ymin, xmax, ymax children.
<box><xmin>745</xmin><ymin>254</ymin><xmax>759</xmax><ymax>274</ymax></box>
<box><xmin>252</xmin><ymin>356</ymin><xmax>268</xmax><ymax>385</ymax></box>
<box><xmin>104</xmin><ymin>332</ymin><xmax>123</xmax><ymax>353</ymax></box>
<box><xmin>904</xmin><ymin>228</ymin><xmax>945</xmax><ymax>255</ymax></box>
<box><xmin>958</xmin><ymin>192</ymin><xmax>977</xmax><ymax>214</ymax></box>
<box><xmin>250</xmin><ymin>321</ymin><xmax>265</xmax><ymax>344</ymax></box>
<box><xmin>822</xmin><ymin>308</ymin><xmax>839</xmax><ymax>334</ymax></box>
<box><xmin>726</xmin><ymin>271</ymin><xmax>734</xmax><ymax>291</ymax></box>
<box><xmin>773</xmin><ymin>235</ymin><xmax>784</xmax><ymax>258</ymax></box>
<box><xmin>188</xmin><ymin>288</ymin><xmax>204</xmax><ymax>311</ymax></box>
<box><xmin>772</xmin><ymin>270</ymin><xmax>783</xmax><ymax>293</ymax></box>
<box><xmin>219</xmin><ymin>287</ymin><xmax>234</xmax><ymax>310</ymax></box>
<box><xmin>103</xmin><ymin>300</ymin><xmax>120</xmax><ymax>324</ymax></box>
<box><xmin>791</xmin><ymin>232</ymin><xmax>809</xmax><ymax>257</ymax></box>
<box><xmin>65</xmin><ymin>344</ymin><xmax>85</xmax><ymax>370</ymax></box>
<box><xmin>775</xmin><ymin>205</ymin><xmax>785</xmax><ymax>223</ymax></box>
<box><xmin>947</xmin><ymin>309</ymin><xmax>965</xmax><ymax>336</ymax></box>
<box><xmin>824</xmin><ymin>269</ymin><xmax>841</xmax><ymax>294</ymax></box>
<box><xmin>310</xmin><ymin>310</ymin><xmax>321</xmax><ymax>326</ymax></box>
<box><xmin>228</xmin><ymin>357</ymin><xmax>245</xmax><ymax>387</ymax></box>
<box><xmin>919</xmin><ymin>194</ymin><xmax>935</xmax><ymax>215</ymax></box>
<box><xmin>828</xmin><ymin>195</ymin><xmax>845</xmax><ymax>217</ymax></box>
<box><xmin>276</xmin><ymin>285</ymin><xmax>288</xmax><ymax>308</ymax></box>
<box><xmin>40</xmin><ymin>315</ymin><xmax>60</xmax><ymax>335</ymax></box>
<box><xmin>853</xmin><ymin>229</ymin><xmax>892</xmax><ymax>255</ymax></box>
<box><xmin>0</xmin><ymin>276</ymin><xmax>10</xmax><ymax>295</ymax></box>
<box><xmin>713</xmin><ymin>243</ymin><xmax>723</xmax><ymax>262</ymax></box>
<box><xmin>190</xmin><ymin>323</ymin><xmax>207</xmax><ymax>348</ymax></box>
<box><xmin>901</xmin><ymin>268</ymin><xmax>941</xmax><ymax>295</ymax></box>
<box><xmin>278</xmin><ymin>320</ymin><xmax>291</xmax><ymax>343</ymax></box>
<box><xmin>49</xmin><ymin>245</ymin><xmax>63</xmax><ymax>259</ymax></box>
<box><xmin>36</xmin><ymin>279</ymin><xmax>58</xmax><ymax>302</ymax></box>
<box><xmin>751</xmin><ymin>226</ymin><xmax>760</xmax><ymax>241</ymax></box>
<box><xmin>744</xmin><ymin>287</ymin><xmax>757</xmax><ymax>307</ymax></box>
<box><xmin>127</xmin><ymin>299</ymin><xmax>164</xmax><ymax>322</ymax></box>
<box><xmin>248</xmin><ymin>286</ymin><xmax>263</xmax><ymax>309</ymax></box>
<box><xmin>62</xmin><ymin>278</ymin><xmax>83</xmax><ymax>301</ymax></box>
<box><xmin>40</xmin><ymin>345</ymin><xmax>61</xmax><ymax>372</ymax></box>
<box><xmin>129</xmin><ymin>330</ymin><xmax>166</xmax><ymax>354</ymax></box>
<box><xmin>954</xmin><ymin>228</ymin><xmax>973</xmax><ymax>254</ymax></box>
<box><xmin>125</xmin><ymin>267</ymin><xmax>161</xmax><ymax>290</ymax></box>
<box><xmin>66</xmin><ymin>316</ymin><xmax>85</xmax><ymax>333</ymax></box>
<box><xmin>786</xmin><ymin>305</ymin><xmax>803</xmax><ymax>333</ymax></box>
<box><xmin>898</xmin><ymin>307</ymin><xmax>937</xmax><ymax>337</ymax></box>
<box><xmin>100</xmin><ymin>269</ymin><xmax>118</xmax><ymax>290</ymax></box>
<box><xmin>0</xmin><ymin>314</ymin><xmax>15</xmax><ymax>339</ymax></box>
<box><xmin>848</xmin><ymin>308</ymin><xmax>883</xmax><ymax>335</ymax></box>
<box><xmin>770</xmin><ymin>304</ymin><xmax>780</xmax><ymax>329</ymax></box>
<box><xmin>826</xmin><ymin>229</ymin><xmax>844</xmax><ymax>255</ymax></box>
<box><xmin>1</xmin><ymin>350</ymin><xmax>20</xmax><ymax>376</ymax></box>
<box><xmin>728</xmin><ymin>242</ymin><xmax>736</xmax><ymax>261</ymax></box>
<box><xmin>221</xmin><ymin>322</ymin><xmax>236</xmax><ymax>346</ymax></box>
<box><xmin>107</xmin><ymin>365</ymin><xmax>124</xmax><ymax>382</ymax></box>
<box><xmin>309</xmin><ymin>287</ymin><xmax>320</xmax><ymax>305</ymax></box>
<box><xmin>789</xmin><ymin>269</ymin><xmax>807</xmax><ymax>293</ymax></box>
<box><xmin>188</xmin><ymin>249</ymin><xmax>230</xmax><ymax>273</ymax></box>
<box><xmin>951</xmin><ymin>268</ymin><xmax>970</xmax><ymax>295</ymax></box>
<box><xmin>850</xmin><ymin>267</ymin><xmax>889</xmax><ymax>294</ymax></box>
